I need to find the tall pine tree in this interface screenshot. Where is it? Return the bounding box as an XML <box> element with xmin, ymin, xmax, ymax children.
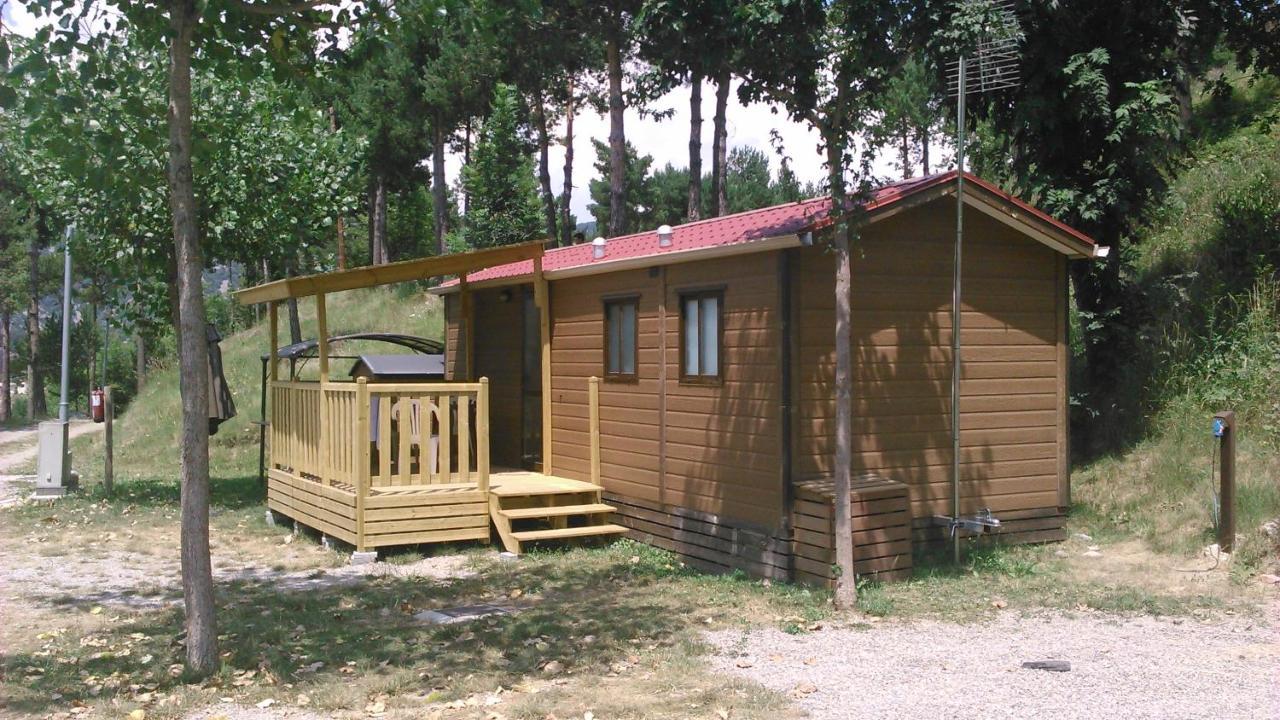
<box><xmin>463</xmin><ymin>84</ymin><xmax>543</xmax><ymax>249</ymax></box>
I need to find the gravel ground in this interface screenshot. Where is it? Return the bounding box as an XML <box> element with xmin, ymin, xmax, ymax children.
<box><xmin>707</xmin><ymin>607</ymin><xmax>1279</xmax><ymax>720</ymax></box>
<box><xmin>0</xmin><ymin>420</ymin><xmax>103</xmax><ymax>507</ymax></box>
<box><xmin>2</xmin><ymin>547</ymin><xmax>476</xmax><ymax>609</ymax></box>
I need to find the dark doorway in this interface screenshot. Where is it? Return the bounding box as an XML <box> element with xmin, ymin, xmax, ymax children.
<box><xmin>520</xmin><ymin>289</ymin><xmax>543</xmax><ymax>470</ymax></box>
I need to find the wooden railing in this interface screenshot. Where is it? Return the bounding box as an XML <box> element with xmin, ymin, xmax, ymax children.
<box><xmin>269</xmin><ymin>378</ymin><xmax>491</xmax><ymax>495</ymax></box>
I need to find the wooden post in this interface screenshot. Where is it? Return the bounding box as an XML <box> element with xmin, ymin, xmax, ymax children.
<box><xmin>103</xmin><ymin>385</ymin><xmax>114</xmax><ymax>496</ymax></box>
<box><xmin>355</xmin><ymin>377</ymin><xmax>370</xmax><ymax>551</ymax></box>
<box><xmin>316</xmin><ymin>293</ymin><xmax>329</xmax><ymax>484</ymax></box>
<box><xmin>477</xmin><ymin>377</ymin><xmax>490</xmax><ymax>494</ymax></box>
<box><xmin>268</xmin><ymin>301</ymin><xmax>279</xmax><ymax>382</ymax></box>
<box><xmin>316</xmin><ymin>292</ymin><xmax>329</xmax><ymax>379</ymax></box>
<box><xmin>589</xmin><ymin>376</ymin><xmax>601</xmax><ymax>486</ymax></box>
<box><xmin>533</xmin><ymin>256</ymin><xmax>553</xmax><ymax>474</ymax></box>
<box><xmin>1214</xmin><ymin>410</ymin><xmax>1236</xmax><ymax>553</ymax></box>
<box><xmin>1056</xmin><ymin>257</ymin><xmax>1070</xmax><ymax>508</ymax></box>
<box><xmin>459</xmin><ymin>277</ymin><xmax>475</xmax><ymax>381</ymax></box>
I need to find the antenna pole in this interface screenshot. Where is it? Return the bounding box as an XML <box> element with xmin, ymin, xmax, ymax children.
<box><xmin>951</xmin><ymin>56</ymin><xmax>966</xmax><ymax>566</ymax></box>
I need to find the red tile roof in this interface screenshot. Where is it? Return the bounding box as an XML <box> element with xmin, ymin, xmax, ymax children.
<box><xmin>446</xmin><ymin>171</ymin><xmax>1093</xmax><ymax>287</ymax></box>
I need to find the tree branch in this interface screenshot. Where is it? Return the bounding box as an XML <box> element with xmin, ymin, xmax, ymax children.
<box><xmin>231</xmin><ymin>0</ymin><xmax>334</xmax><ymax>16</ymax></box>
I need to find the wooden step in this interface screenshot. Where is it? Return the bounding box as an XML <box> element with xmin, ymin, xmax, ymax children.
<box><xmin>500</xmin><ymin>503</ymin><xmax>615</xmax><ymax>520</ymax></box>
<box><xmin>510</xmin><ymin>524</ymin><xmax>629</xmax><ymax>543</ymax></box>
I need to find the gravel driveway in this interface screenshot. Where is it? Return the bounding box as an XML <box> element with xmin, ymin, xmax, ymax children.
<box><xmin>708</xmin><ymin>608</ymin><xmax>1279</xmax><ymax>719</ymax></box>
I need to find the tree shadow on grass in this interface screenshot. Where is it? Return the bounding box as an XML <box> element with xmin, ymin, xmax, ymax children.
<box><xmin>2</xmin><ymin>547</ymin><xmax>695</xmax><ymax>717</ymax></box>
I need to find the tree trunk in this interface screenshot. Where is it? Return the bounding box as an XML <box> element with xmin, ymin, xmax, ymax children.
<box><xmin>901</xmin><ymin>130</ymin><xmax>912</xmax><ymax>179</ymax></box>
<box><xmin>920</xmin><ymin>130</ymin><xmax>930</xmax><ymax>176</ymax></box>
<box><xmin>606</xmin><ymin>36</ymin><xmax>627</xmax><ymax>238</ymax></box>
<box><xmin>284</xmin><ymin>257</ymin><xmax>302</xmax><ymax>345</ymax></box>
<box><xmin>559</xmin><ymin>77</ymin><xmax>576</xmax><ymax>248</ymax></box>
<box><xmin>370</xmin><ymin>174</ymin><xmax>387</xmax><ymax>264</ymax></box>
<box><xmin>26</xmin><ymin>235</ymin><xmax>44</xmax><ymax>419</ymax></box>
<box><xmin>825</xmin><ymin>136</ymin><xmax>857</xmax><ymax>610</ymax></box>
<box><xmin>330</xmin><ymin>105</ymin><xmax>347</xmax><ymax>270</ymax></box>
<box><xmin>432</xmin><ymin>121</ymin><xmax>449</xmax><ymax>255</ymax></box>
<box><xmin>533</xmin><ymin>85</ymin><xmax>558</xmax><ymax>244</ymax></box>
<box><xmin>134</xmin><ymin>329</ymin><xmax>146</xmax><ymax>390</ymax></box>
<box><xmin>687</xmin><ymin>69</ymin><xmax>704</xmax><ymax>221</ymax></box>
<box><xmin>167</xmin><ymin>0</ymin><xmax>217</xmax><ymax>677</ymax></box>
<box><xmin>710</xmin><ymin>70</ymin><xmax>730</xmax><ymax>217</ymax></box>
<box><xmin>1</xmin><ymin>309</ymin><xmax>9</xmax><ymax>422</ymax></box>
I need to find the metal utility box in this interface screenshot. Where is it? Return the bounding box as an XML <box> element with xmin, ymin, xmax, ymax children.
<box><xmin>33</xmin><ymin>420</ymin><xmax>76</xmax><ymax>498</ymax></box>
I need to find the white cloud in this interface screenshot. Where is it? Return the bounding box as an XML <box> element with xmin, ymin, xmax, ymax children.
<box><xmin>2</xmin><ymin>0</ymin><xmax>41</xmax><ymax>36</ymax></box>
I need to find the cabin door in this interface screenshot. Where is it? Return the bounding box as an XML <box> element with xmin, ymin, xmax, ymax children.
<box><xmin>520</xmin><ymin>289</ymin><xmax>543</xmax><ymax>470</ymax></box>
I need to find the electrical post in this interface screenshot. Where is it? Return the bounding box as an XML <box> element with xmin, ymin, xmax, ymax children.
<box><xmin>1213</xmin><ymin>411</ymin><xmax>1235</xmax><ymax>553</ymax></box>
<box><xmin>104</xmin><ymin>386</ymin><xmax>114</xmax><ymax>496</ymax></box>
<box><xmin>34</xmin><ymin>225</ymin><xmax>77</xmax><ymax>499</ymax></box>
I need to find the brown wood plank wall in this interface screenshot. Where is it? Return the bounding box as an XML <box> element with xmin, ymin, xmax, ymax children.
<box><xmin>794</xmin><ymin>196</ymin><xmax>1067</xmax><ymax>524</ymax></box>
<box><xmin>546</xmin><ymin>254</ymin><xmax>785</xmax><ymax>530</ymax></box>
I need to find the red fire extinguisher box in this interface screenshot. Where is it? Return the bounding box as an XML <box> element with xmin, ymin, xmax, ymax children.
<box><xmin>90</xmin><ymin>388</ymin><xmax>105</xmax><ymax>423</ymax></box>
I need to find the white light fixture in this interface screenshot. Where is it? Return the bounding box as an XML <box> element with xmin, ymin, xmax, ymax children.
<box><xmin>1094</xmin><ymin>245</ymin><xmax>1111</xmax><ymax>259</ymax></box>
<box><xmin>656</xmin><ymin>224</ymin><xmax>673</xmax><ymax>247</ymax></box>
<box><xmin>592</xmin><ymin>236</ymin><xmax>606</xmax><ymax>259</ymax></box>
<box><xmin>800</xmin><ymin>231</ymin><xmax>814</xmax><ymax>246</ymax></box>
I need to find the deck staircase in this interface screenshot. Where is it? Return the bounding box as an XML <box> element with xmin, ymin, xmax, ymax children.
<box><xmin>488</xmin><ymin>472</ymin><xmax>628</xmax><ymax>554</ymax></box>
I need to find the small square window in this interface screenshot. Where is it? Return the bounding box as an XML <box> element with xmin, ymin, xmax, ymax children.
<box><xmin>604</xmin><ymin>297</ymin><xmax>638</xmax><ymax>380</ymax></box>
<box><xmin>680</xmin><ymin>290</ymin><xmax>722</xmax><ymax>383</ymax></box>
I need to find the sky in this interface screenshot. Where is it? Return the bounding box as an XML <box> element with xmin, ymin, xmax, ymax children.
<box><xmin>2</xmin><ymin>3</ymin><xmax>909</xmax><ymax>223</ymax></box>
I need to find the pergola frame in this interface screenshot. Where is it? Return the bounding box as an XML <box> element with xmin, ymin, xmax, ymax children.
<box><xmin>234</xmin><ymin>241</ymin><xmax>553</xmax><ymax>473</ymax></box>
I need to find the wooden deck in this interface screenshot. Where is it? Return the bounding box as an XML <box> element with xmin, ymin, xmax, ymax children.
<box><xmin>265</xmin><ymin>378</ymin><xmax>623</xmax><ymax>556</ymax></box>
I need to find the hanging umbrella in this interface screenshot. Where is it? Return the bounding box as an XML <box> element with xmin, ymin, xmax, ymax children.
<box><xmin>207</xmin><ymin>323</ymin><xmax>237</xmax><ymax>435</ymax></box>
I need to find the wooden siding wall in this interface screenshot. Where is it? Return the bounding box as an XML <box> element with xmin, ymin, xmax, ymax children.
<box><xmin>794</xmin><ymin>196</ymin><xmax>1066</xmax><ymax>522</ymax></box>
<box><xmin>547</xmin><ymin>253</ymin><xmax>785</xmax><ymax>531</ymax></box>
<box><xmin>445</xmin><ymin>293</ymin><xmax>460</xmax><ymax>380</ymax></box>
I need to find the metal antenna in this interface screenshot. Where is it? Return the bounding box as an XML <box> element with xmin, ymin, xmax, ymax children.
<box><xmin>944</xmin><ymin>0</ymin><xmax>1022</xmax><ymax>564</ymax></box>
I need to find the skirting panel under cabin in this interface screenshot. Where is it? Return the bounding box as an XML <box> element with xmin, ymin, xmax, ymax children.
<box><xmin>790</xmin><ymin>475</ymin><xmax>914</xmax><ymax>586</ymax></box>
<box><xmin>604</xmin><ymin>492</ymin><xmax>793</xmax><ymax>581</ymax></box>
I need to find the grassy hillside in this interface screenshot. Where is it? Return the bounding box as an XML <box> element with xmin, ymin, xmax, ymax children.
<box><xmin>1074</xmin><ymin>77</ymin><xmax>1280</xmax><ymax>570</ymax></box>
<box><xmin>72</xmin><ymin>286</ymin><xmax>443</xmax><ymax>483</ymax></box>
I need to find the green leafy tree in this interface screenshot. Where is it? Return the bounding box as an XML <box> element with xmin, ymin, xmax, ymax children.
<box><xmin>876</xmin><ymin>53</ymin><xmax>944</xmax><ymax>177</ymax></box>
<box><xmin>588</xmin><ymin>138</ymin><xmax>655</xmax><ymax>235</ymax></box>
<box><xmin>0</xmin><ymin>164</ymin><xmax>36</xmax><ymax>422</ymax></box>
<box><xmin>648</xmin><ymin>162</ymin><xmax>690</xmax><ymax>226</ymax></box>
<box><xmin>13</xmin><ymin>0</ymin><xmax>377</xmax><ymax>676</ymax></box>
<box><xmin>463</xmin><ymin>84</ymin><xmax>543</xmax><ymax>249</ymax></box>
<box><xmin>723</xmin><ymin>146</ymin><xmax>775</xmax><ymax>213</ymax></box>
<box><xmin>956</xmin><ymin>0</ymin><xmax>1271</xmax><ymax>447</ymax></box>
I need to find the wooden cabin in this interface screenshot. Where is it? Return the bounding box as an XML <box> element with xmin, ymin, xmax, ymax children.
<box><xmin>434</xmin><ymin>172</ymin><xmax>1100</xmax><ymax>584</ymax></box>
<box><xmin>237</xmin><ymin>171</ymin><xmax>1099</xmax><ymax>586</ymax></box>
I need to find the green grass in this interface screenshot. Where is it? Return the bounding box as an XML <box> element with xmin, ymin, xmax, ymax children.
<box><xmin>854</xmin><ymin>541</ymin><xmax>1239</xmax><ymax>622</ymax></box>
<box><xmin>1070</xmin><ymin>74</ymin><xmax>1280</xmax><ymax>572</ymax></box>
<box><xmin>68</xmin><ymin>286</ymin><xmax>443</xmax><ymax>485</ymax></box>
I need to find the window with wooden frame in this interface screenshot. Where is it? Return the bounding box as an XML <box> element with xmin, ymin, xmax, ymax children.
<box><xmin>603</xmin><ymin>296</ymin><xmax>639</xmax><ymax>380</ymax></box>
<box><xmin>679</xmin><ymin>289</ymin><xmax>723</xmax><ymax>384</ymax></box>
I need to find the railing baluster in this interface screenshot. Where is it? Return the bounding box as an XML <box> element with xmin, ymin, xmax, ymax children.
<box><xmin>458</xmin><ymin>393</ymin><xmax>471</xmax><ymax>483</ymax></box>
<box><xmin>378</xmin><ymin>394</ymin><xmax>392</xmax><ymax>485</ymax></box>
<box><xmin>439</xmin><ymin>391</ymin><xmax>452</xmax><ymax>483</ymax></box>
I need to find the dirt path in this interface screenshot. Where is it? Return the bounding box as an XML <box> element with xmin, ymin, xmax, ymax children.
<box><xmin>708</xmin><ymin>605</ymin><xmax>1280</xmax><ymax>720</ymax></box>
<box><xmin>0</xmin><ymin>419</ymin><xmax>103</xmax><ymax>507</ymax></box>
